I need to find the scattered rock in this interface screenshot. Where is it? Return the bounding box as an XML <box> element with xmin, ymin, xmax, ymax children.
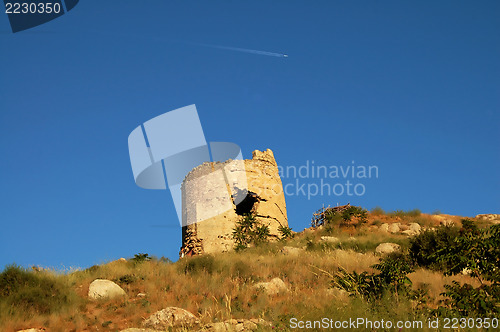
<box><xmin>433</xmin><ymin>215</ymin><xmax>455</xmax><ymax>226</ymax></box>
<box><xmin>16</xmin><ymin>329</ymin><xmax>45</xmax><ymax>332</ymax></box>
<box><xmin>137</xmin><ymin>293</ymin><xmax>147</xmax><ymax>298</ymax></box>
<box><xmin>375</xmin><ymin>243</ymin><xmax>401</xmax><ymax>255</ymax></box>
<box><xmin>379</xmin><ymin>223</ymin><xmax>389</xmax><ymax>232</ymax></box>
<box><xmin>281</xmin><ymin>246</ymin><xmax>304</xmax><ymax>256</ymax></box>
<box><xmin>320</xmin><ymin>236</ymin><xmax>340</xmax><ymax>243</ymax></box>
<box><xmin>199</xmin><ymin>318</ymin><xmax>271</xmax><ymax>332</ymax></box>
<box><xmin>440</xmin><ymin>220</ymin><xmax>455</xmax><ymax>226</ymax></box>
<box><xmin>388</xmin><ymin>223</ymin><xmax>401</xmax><ymax>233</ymax></box>
<box><xmin>409</xmin><ymin>223</ymin><xmax>421</xmax><ymax>233</ymax></box>
<box><xmin>118</xmin><ymin>258</ymin><xmax>127</xmax><ymax>262</ymax></box>
<box><xmin>142</xmin><ymin>307</ymin><xmax>200</xmax><ymax>329</ymax></box>
<box><xmin>253</xmin><ymin>277</ymin><xmax>289</xmax><ymax>295</ymax></box>
<box><xmin>88</xmin><ymin>279</ymin><xmax>126</xmax><ymax>300</ymax></box>
<box><xmin>120</xmin><ymin>329</ymin><xmax>157</xmax><ymax>332</ymax></box>
<box><xmin>399</xmin><ymin>224</ymin><xmax>409</xmax><ymax>231</ymax></box>
<box><xmin>476</xmin><ymin>214</ymin><xmax>500</xmax><ymax>222</ymax></box>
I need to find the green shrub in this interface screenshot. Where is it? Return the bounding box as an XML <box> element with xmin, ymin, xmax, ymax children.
<box><xmin>409</xmin><ymin>225</ymin><xmax>460</xmax><ymax>271</ymax></box>
<box><xmin>232</xmin><ymin>213</ymin><xmax>271</xmax><ymax>250</ymax></box>
<box><xmin>434</xmin><ymin>222</ymin><xmax>500</xmax><ymax>317</ymax></box>
<box><xmin>131</xmin><ymin>253</ymin><xmax>151</xmax><ymax>263</ymax></box>
<box><xmin>114</xmin><ymin>274</ymin><xmax>138</xmax><ymax>285</ymax></box>
<box><xmin>313</xmin><ymin>205</ymin><xmax>368</xmax><ymax>228</ymax></box>
<box><xmin>333</xmin><ymin>252</ymin><xmax>415</xmax><ymax>302</ymax></box>
<box><xmin>278</xmin><ymin>225</ymin><xmax>294</xmax><ymax>240</ymax></box>
<box><xmin>0</xmin><ymin>265</ymin><xmax>76</xmax><ymax>317</ymax></box>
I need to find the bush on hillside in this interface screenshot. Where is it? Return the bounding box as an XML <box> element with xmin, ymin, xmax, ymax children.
<box><xmin>0</xmin><ymin>265</ymin><xmax>75</xmax><ymax>317</ymax></box>
<box><xmin>333</xmin><ymin>252</ymin><xmax>415</xmax><ymax>302</ymax></box>
<box><xmin>408</xmin><ymin>225</ymin><xmax>460</xmax><ymax>271</ymax></box>
<box><xmin>434</xmin><ymin>222</ymin><xmax>500</xmax><ymax>317</ymax></box>
<box><xmin>312</xmin><ymin>205</ymin><xmax>368</xmax><ymax>228</ymax></box>
<box><xmin>232</xmin><ymin>213</ymin><xmax>271</xmax><ymax>250</ymax></box>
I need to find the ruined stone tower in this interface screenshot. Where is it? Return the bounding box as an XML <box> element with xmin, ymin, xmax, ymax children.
<box><xmin>180</xmin><ymin>149</ymin><xmax>288</xmax><ymax>257</ymax></box>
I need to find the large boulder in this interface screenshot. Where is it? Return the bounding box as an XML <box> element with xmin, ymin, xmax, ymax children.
<box><xmin>388</xmin><ymin>223</ymin><xmax>401</xmax><ymax>233</ymax></box>
<box><xmin>379</xmin><ymin>223</ymin><xmax>389</xmax><ymax>232</ymax></box>
<box><xmin>88</xmin><ymin>279</ymin><xmax>126</xmax><ymax>300</ymax></box>
<box><xmin>253</xmin><ymin>277</ymin><xmax>289</xmax><ymax>295</ymax></box>
<box><xmin>402</xmin><ymin>223</ymin><xmax>421</xmax><ymax>236</ymax></box>
<box><xmin>200</xmin><ymin>318</ymin><xmax>271</xmax><ymax>332</ymax></box>
<box><xmin>409</xmin><ymin>223</ymin><xmax>421</xmax><ymax>233</ymax></box>
<box><xmin>142</xmin><ymin>307</ymin><xmax>199</xmax><ymax>329</ymax></box>
<box><xmin>375</xmin><ymin>243</ymin><xmax>401</xmax><ymax>255</ymax></box>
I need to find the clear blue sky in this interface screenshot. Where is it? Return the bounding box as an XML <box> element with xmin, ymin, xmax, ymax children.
<box><xmin>1</xmin><ymin>1</ymin><xmax>498</xmax><ymax>270</ymax></box>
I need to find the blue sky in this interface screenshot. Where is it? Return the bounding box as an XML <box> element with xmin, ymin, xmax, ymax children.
<box><xmin>1</xmin><ymin>1</ymin><xmax>498</xmax><ymax>270</ymax></box>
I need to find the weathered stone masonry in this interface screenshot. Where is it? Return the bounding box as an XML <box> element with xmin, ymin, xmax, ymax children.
<box><xmin>180</xmin><ymin>149</ymin><xmax>288</xmax><ymax>257</ymax></box>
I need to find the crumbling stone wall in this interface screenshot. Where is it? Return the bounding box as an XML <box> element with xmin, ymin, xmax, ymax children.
<box><xmin>180</xmin><ymin>149</ymin><xmax>288</xmax><ymax>257</ymax></box>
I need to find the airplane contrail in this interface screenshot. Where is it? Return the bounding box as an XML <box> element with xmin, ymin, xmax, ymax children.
<box><xmin>194</xmin><ymin>43</ymin><xmax>288</xmax><ymax>58</ymax></box>
<box><xmin>69</xmin><ymin>30</ymin><xmax>289</xmax><ymax>58</ymax></box>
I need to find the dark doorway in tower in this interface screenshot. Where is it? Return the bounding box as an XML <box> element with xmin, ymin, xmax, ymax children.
<box><xmin>234</xmin><ymin>190</ymin><xmax>260</xmax><ymax>216</ymax></box>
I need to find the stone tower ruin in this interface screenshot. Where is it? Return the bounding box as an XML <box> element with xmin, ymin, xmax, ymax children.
<box><xmin>180</xmin><ymin>149</ymin><xmax>288</xmax><ymax>257</ymax></box>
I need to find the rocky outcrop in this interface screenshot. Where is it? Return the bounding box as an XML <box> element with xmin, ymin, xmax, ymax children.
<box><xmin>476</xmin><ymin>214</ymin><xmax>500</xmax><ymax>222</ymax></box>
<box><xmin>402</xmin><ymin>222</ymin><xmax>421</xmax><ymax>236</ymax></box>
<box><xmin>180</xmin><ymin>149</ymin><xmax>288</xmax><ymax>257</ymax></box>
<box><xmin>253</xmin><ymin>277</ymin><xmax>289</xmax><ymax>295</ymax></box>
<box><xmin>142</xmin><ymin>307</ymin><xmax>200</xmax><ymax>329</ymax></box>
<box><xmin>380</xmin><ymin>222</ymin><xmax>421</xmax><ymax>236</ymax></box>
<box><xmin>375</xmin><ymin>243</ymin><xmax>401</xmax><ymax>255</ymax></box>
<box><xmin>88</xmin><ymin>279</ymin><xmax>126</xmax><ymax>300</ymax></box>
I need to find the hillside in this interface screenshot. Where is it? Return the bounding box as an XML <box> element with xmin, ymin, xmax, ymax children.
<box><xmin>1</xmin><ymin>209</ymin><xmax>499</xmax><ymax>331</ymax></box>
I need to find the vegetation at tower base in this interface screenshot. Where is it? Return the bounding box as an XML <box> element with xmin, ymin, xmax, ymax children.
<box><xmin>277</xmin><ymin>225</ymin><xmax>294</xmax><ymax>240</ymax></box>
<box><xmin>1</xmin><ymin>207</ymin><xmax>499</xmax><ymax>331</ymax></box>
<box><xmin>232</xmin><ymin>213</ymin><xmax>271</xmax><ymax>251</ymax></box>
